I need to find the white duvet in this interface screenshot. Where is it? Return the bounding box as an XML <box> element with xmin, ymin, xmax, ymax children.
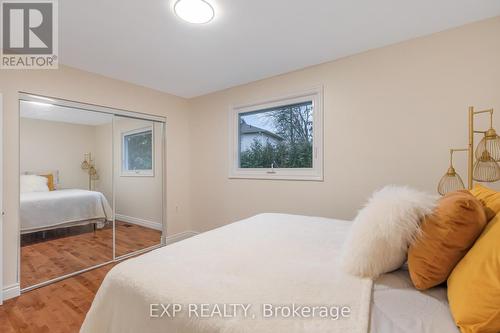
<box><xmin>81</xmin><ymin>213</ymin><xmax>373</xmax><ymax>333</ymax></box>
<box><xmin>20</xmin><ymin>189</ymin><xmax>113</xmax><ymax>233</ymax></box>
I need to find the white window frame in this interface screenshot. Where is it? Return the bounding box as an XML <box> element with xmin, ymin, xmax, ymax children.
<box><xmin>121</xmin><ymin>126</ymin><xmax>155</xmax><ymax>177</ymax></box>
<box><xmin>228</xmin><ymin>87</ymin><xmax>324</xmax><ymax>181</ymax></box>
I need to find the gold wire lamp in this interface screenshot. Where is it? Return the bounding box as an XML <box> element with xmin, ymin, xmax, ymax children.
<box><xmin>474</xmin><ymin>115</ymin><xmax>500</xmax><ymax>161</ymax></box>
<box><xmin>438</xmin><ymin>107</ymin><xmax>500</xmax><ymax>195</ymax></box>
<box><xmin>473</xmin><ymin>147</ymin><xmax>500</xmax><ymax>182</ymax></box>
<box><xmin>81</xmin><ymin>153</ymin><xmax>99</xmax><ymax>190</ymax></box>
<box><xmin>437</xmin><ymin>149</ymin><xmax>466</xmax><ymax>196</ymax></box>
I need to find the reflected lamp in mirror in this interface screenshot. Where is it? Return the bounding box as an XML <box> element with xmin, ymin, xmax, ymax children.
<box><xmin>81</xmin><ymin>153</ymin><xmax>99</xmax><ymax>190</ymax></box>
<box><xmin>81</xmin><ymin>159</ymin><xmax>90</xmax><ymax>170</ymax></box>
<box><xmin>89</xmin><ymin>165</ymin><xmax>99</xmax><ymax>181</ymax></box>
<box><xmin>437</xmin><ymin>149</ymin><xmax>466</xmax><ymax>196</ymax></box>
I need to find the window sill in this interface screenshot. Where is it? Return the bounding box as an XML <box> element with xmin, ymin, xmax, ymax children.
<box><xmin>228</xmin><ymin>169</ymin><xmax>323</xmax><ymax>181</ymax></box>
<box><xmin>120</xmin><ymin>171</ymin><xmax>154</xmax><ymax>177</ymax></box>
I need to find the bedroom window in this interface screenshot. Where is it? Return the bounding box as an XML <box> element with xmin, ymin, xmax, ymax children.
<box><xmin>122</xmin><ymin>127</ymin><xmax>154</xmax><ymax>176</ymax></box>
<box><xmin>229</xmin><ymin>88</ymin><xmax>323</xmax><ymax>180</ymax></box>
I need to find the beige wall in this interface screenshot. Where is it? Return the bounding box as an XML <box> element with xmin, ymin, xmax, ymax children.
<box><xmin>0</xmin><ymin>66</ymin><xmax>191</xmax><ymax>289</ymax></box>
<box><xmin>189</xmin><ymin>17</ymin><xmax>500</xmax><ymax>232</ymax></box>
<box><xmin>20</xmin><ymin>118</ymin><xmax>99</xmax><ymax>191</ymax></box>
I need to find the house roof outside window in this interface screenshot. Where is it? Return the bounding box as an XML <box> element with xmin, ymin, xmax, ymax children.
<box><xmin>239</xmin><ymin>119</ymin><xmax>284</xmax><ymax>141</ymax></box>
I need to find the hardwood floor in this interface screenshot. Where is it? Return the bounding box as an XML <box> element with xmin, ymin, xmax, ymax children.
<box><xmin>0</xmin><ymin>263</ymin><xmax>114</xmax><ymax>333</ymax></box>
<box><xmin>0</xmin><ymin>222</ymin><xmax>162</xmax><ymax>331</ymax></box>
<box><xmin>115</xmin><ymin>221</ymin><xmax>162</xmax><ymax>257</ymax></box>
<box><xmin>21</xmin><ymin>221</ymin><xmax>161</xmax><ymax>289</ymax></box>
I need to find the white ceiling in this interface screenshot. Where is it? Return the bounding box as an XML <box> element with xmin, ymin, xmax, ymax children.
<box><xmin>20</xmin><ymin>101</ymin><xmax>113</xmax><ymax>126</ymax></box>
<box><xmin>60</xmin><ymin>0</ymin><xmax>500</xmax><ymax>98</ymax></box>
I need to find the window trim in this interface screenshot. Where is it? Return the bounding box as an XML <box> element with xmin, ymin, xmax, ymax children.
<box><xmin>121</xmin><ymin>126</ymin><xmax>155</xmax><ymax>177</ymax></box>
<box><xmin>228</xmin><ymin>87</ymin><xmax>324</xmax><ymax>181</ymax></box>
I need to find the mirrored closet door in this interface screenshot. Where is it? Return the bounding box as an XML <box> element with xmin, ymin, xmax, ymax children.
<box><xmin>19</xmin><ymin>94</ymin><xmax>165</xmax><ymax>291</ymax></box>
<box><xmin>20</xmin><ymin>101</ymin><xmax>114</xmax><ymax>289</ymax></box>
<box><xmin>114</xmin><ymin>116</ymin><xmax>164</xmax><ymax>258</ymax></box>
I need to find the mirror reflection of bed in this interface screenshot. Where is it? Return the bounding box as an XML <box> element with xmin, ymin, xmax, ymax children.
<box><xmin>19</xmin><ymin>99</ymin><xmax>163</xmax><ymax>290</ymax></box>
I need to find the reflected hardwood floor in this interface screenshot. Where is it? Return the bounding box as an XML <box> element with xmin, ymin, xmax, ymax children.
<box><xmin>0</xmin><ymin>263</ymin><xmax>114</xmax><ymax>333</ymax></box>
<box><xmin>21</xmin><ymin>221</ymin><xmax>161</xmax><ymax>289</ymax></box>
<box><xmin>115</xmin><ymin>221</ymin><xmax>162</xmax><ymax>258</ymax></box>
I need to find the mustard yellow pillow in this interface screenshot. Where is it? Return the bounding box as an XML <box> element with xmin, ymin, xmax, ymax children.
<box><xmin>448</xmin><ymin>214</ymin><xmax>500</xmax><ymax>333</ymax></box>
<box><xmin>40</xmin><ymin>174</ymin><xmax>55</xmax><ymax>191</ymax></box>
<box><xmin>470</xmin><ymin>184</ymin><xmax>500</xmax><ymax>221</ymax></box>
<box><xmin>408</xmin><ymin>191</ymin><xmax>487</xmax><ymax>290</ymax></box>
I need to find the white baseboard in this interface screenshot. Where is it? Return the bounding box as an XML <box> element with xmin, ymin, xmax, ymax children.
<box><xmin>3</xmin><ymin>283</ymin><xmax>20</xmax><ymax>301</ymax></box>
<box><xmin>115</xmin><ymin>214</ymin><xmax>162</xmax><ymax>231</ymax></box>
<box><xmin>165</xmin><ymin>231</ymin><xmax>199</xmax><ymax>245</ymax></box>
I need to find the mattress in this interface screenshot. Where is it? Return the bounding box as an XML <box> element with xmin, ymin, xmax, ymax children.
<box><xmin>370</xmin><ymin>268</ymin><xmax>459</xmax><ymax>333</ymax></box>
<box><xmin>20</xmin><ymin>189</ymin><xmax>113</xmax><ymax>234</ymax></box>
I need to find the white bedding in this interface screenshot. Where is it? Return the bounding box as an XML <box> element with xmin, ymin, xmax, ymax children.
<box><xmin>20</xmin><ymin>189</ymin><xmax>113</xmax><ymax>234</ymax></box>
<box><xmin>81</xmin><ymin>213</ymin><xmax>373</xmax><ymax>333</ymax></box>
<box><xmin>370</xmin><ymin>268</ymin><xmax>458</xmax><ymax>333</ymax></box>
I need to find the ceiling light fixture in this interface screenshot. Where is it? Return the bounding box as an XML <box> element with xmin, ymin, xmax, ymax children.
<box><xmin>174</xmin><ymin>0</ymin><xmax>215</xmax><ymax>24</ymax></box>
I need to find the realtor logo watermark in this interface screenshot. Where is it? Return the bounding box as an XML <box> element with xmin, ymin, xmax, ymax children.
<box><xmin>1</xmin><ymin>0</ymin><xmax>58</xmax><ymax>69</ymax></box>
<box><xmin>150</xmin><ymin>303</ymin><xmax>352</xmax><ymax>321</ymax></box>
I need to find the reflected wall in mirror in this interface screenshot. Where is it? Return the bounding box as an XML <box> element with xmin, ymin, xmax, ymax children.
<box><xmin>114</xmin><ymin>116</ymin><xmax>163</xmax><ymax>257</ymax></box>
<box><xmin>20</xmin><ymin>100</ymin><xmax>114</xmax><ymax>289</ymax></box>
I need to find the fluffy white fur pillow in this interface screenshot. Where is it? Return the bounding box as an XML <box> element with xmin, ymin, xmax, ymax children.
<box><xmin>20</xmin><ymin>175</ymin><xmax>49</xmax><ymax>193</ymax></box>
<box><xmin>340</xmin><ymin>185</ymin><xmax>437</xmax><ymax>279</ymax></box>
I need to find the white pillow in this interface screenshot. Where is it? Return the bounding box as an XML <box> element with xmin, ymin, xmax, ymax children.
<box><xmin>25</xmin><ymin>170</ymin><xmax>59</xmax><ymax>189</ymax></box>
<box><xmin>340</xmin><ymin>185</ymin><xmax>437</xmax><ymax>279</ymax></box>
<box><xmin>20</xmin><ymin>175</ymin><xmax>49</xmax><ymax>193</ymax></box>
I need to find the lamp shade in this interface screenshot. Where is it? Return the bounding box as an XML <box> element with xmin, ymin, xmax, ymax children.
<box><xmin>473</xmin><ymin>150</ymin><xmax>500</xmax><ymax>182</ymax></box>
<box><xmin>90</xmin><ymin>166</ymin><xmax>99</xmax><ymax>180</ymax></box>
<box><xmin>437</xmin><ymin>166</ymin><xmax>465</xmax><ymax>196</ymax></box>
<box><xmin>475</xmin><ymin>128</ymin><xmax>500</xmax><ymax>161</ymax></box>
<box><xmin>81</xmin><ymin>160</ymin><xmax>90</xmax><ymax>170</ymax></box>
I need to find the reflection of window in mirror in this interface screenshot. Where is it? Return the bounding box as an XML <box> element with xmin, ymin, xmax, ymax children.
<box><xmin>121</xmin><ymin>126</ymin><xmax>154</xmax><ymax>176</ymax></box>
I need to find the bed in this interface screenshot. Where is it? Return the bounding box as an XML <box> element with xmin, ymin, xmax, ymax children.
<box><xmin>81</xmin><ymin>213</ymin><xmax>458</xmax><ymax>333</ymax></box>
<box><xmin>20</xmin><ymin>189</ymin><xmax>113</xmax><ymax>234</ymax></box>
